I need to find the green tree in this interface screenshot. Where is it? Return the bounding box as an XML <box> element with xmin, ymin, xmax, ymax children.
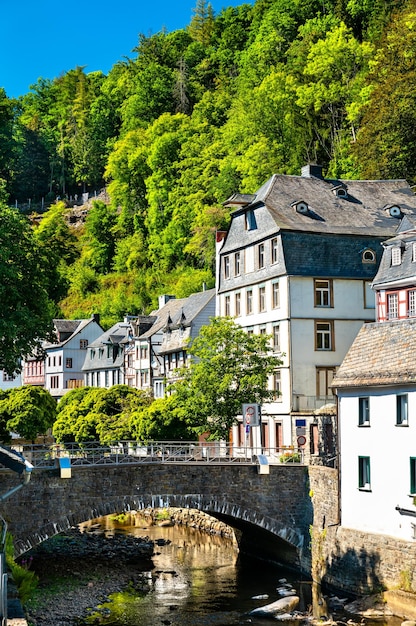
<box><xmin>172</xmin><ymin>317</ymin><xmax>281</xmax><ymax>441</ymax></box>
<box><xmin>131</xmin><ymin>394</ymin><xmax>195</xmax><ymax>441</ymax></box>
<box><xmin>0</xmin><ymin>386</ymin><xmax>56</xmax><ymax>442</ymax></box>
<box><xmin>0</xmin><ymin>205</ymin><xmax>54</xmax><ymax>375</ymax></box>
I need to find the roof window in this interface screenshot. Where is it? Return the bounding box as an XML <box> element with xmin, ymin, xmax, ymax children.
<box><xmin>385</xmin><ymin>204</ymin><xmax>403</xmax><ymax>218</ymax></box>
<box><xmin>391</xmin><ymin>246</ymin><xmax>402</xmax><ymax>266</ymax></box>
<box><xmin>331</xmin><ymin>184</ymin><xmax>348</xmax><ymax>198</ymax></box>
<box><xmin>291</xmin><ymin>200</ymin><xmax>309</xmax><ymax>215</ymax></box>
<box><xmin>362</xmin><ymin>248</ymin><xmax>376</xmax><ymax>264</ymax></box>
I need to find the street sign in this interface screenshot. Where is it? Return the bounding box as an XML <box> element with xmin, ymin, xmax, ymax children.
<box><xmin>242</xmin><ymin>403</ymin><xmax>260</xmax><ymax>427</ymax></box>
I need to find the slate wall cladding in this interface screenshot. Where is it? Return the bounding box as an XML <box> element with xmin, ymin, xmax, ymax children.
<box><xmin>1</xmin><ymin>464</ymin><xmax>415</xmax><ymax>593</ymax></box>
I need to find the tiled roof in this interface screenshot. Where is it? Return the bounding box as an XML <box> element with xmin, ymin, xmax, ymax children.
<box><xmin>332</xmin><ymin>319</ymin><xmax>416</xmax><ymax>388</ymax></box>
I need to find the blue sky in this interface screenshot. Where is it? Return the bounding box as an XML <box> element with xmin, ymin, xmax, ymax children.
<box><xmin>1</xmin><ymin>0</ymin><xmax>249</xmax><ymax>99</ymax></box>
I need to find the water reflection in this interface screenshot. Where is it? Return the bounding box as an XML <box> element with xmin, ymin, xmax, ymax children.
<box><xmin>79</xmin><ymin>514</ymin><xmax>310</xmax><ymax>625</ymax></box>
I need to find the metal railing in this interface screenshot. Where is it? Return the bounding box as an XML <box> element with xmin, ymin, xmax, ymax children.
<box><xmin>5</xmin><ymin>441</ymin><xmax>305</xmax><ymax>469</ymax></box>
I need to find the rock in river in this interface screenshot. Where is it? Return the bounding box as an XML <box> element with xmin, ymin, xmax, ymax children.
<box><xmin>249</xmin><ymin>595</ymin><xmax>300</xmax><ymax>618</ymax></box>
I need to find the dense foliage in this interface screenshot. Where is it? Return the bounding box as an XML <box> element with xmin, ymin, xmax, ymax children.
<box><xmin>1</xmin><ymin>0</ymin><xmax>415</xmax><ymax>323</ymax></box>
<box><xmin>0</xmin><ymin>386</ymin><xmax>57</xmax><ymax>442</ymax></box>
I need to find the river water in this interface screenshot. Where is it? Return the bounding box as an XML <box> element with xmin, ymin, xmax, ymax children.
<box><xmin>78</xmin><ymin>514</ymin><xmax>313</xmax><ymax>626</ymax></box>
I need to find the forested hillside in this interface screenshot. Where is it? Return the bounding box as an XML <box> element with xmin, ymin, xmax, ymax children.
<box><xmin>1</xmin><ymin>0</ymin><xmax>415</xmax><ymax>326</ymax></box>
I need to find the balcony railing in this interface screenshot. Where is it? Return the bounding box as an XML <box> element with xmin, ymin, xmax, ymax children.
<box><xmin>292</xmin><ymin>395</ymin><xmax>336</xmax><ymax>412</ymax></box>
<box><xmin>6</xmin><ymin>441</ymin><xmax>305</xmax><ymax>468</ymax></box>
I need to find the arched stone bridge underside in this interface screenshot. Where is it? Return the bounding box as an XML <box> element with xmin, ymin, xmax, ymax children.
<box><xmin>0</xmin><ymin>463</ymin><xmax>317</xmax><ymax>572</ymax></box>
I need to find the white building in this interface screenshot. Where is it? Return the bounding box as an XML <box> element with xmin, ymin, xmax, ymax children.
<box><xmin>0</xmin><ymin>370</ymin><xmax>21</xmax><ymax>391</ymax></box>
<box><xmin>217</xmin><ymin>166</ymin><xmax>416</xmax><ymax>461</ymax></box>
<box><xmin>333</xmin><ymin>219</ymin><xmax>416</xmax><ymax>540</ymax></box>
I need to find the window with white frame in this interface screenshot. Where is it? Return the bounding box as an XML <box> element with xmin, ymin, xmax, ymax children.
<box><xmin>391</xmin><ymin>246</ymin><xmax>401</xmax><ymax>266</ymax></box>
<box><xmin>140</xmin><ymin>370</ymin><xmax>149</xmax><ymax>386</ymax></box>
<box><xmin>65</xmin><ymin>358</ymin><xmax>72</xmax><ymax>368</ymax></box>
<box><xmin>224</xmin><ymin>256</ymin><xmax>230</xmax><ymax>279</ymax></box>
<box><xmin>271</xmin><ymin>237</ymin><xmax>278</xmax><ymax>264</ymax></box>
<box><xmin>140</xmin><ymin>344</ymin><xmax>148</xmax><ymax>359</ymax></box>
<box><xmin>50</xmin><ymin>375</ymin><xmax>59</xmax><ymax>389</ymax></box>
<box><xmin>234</xmin><ymin>252</ymin><xmax>241</xmax><ymax>276</ymax></box>
<box><xmin>259</xmin><ymin>325</ymin><xmax>267</xmax><ymax>335</ymax></box>
<box><xmin>272</xmin><ymin>324</ymin><xmax>280</xmax><ymax>351</ymax></box>
<box><xmin>2</xmin><ymin>372</ymin><xmax>14</xmax><ymax>382</ymax></box>
<box><xmin>410</xmin><ymin>457</ymin><xmax>416</xmax><ymax>495</ymax></box>
<box><xmin>358</xmin><ymin>456</ymin><xmax>371</xmax><ymax>490</ymax></box>
<box><xmin>154</xmin><ymin>380</ymin><xmax>164</xmax><ymax>398</ymax></box>
<box><xmin>272</xmin><ymin>280</ymin><xmax>280</xmax><ymax>308</ymax></box>
<box><xmin>259</xmin><ymin>285</ymin><xmax>266</xmax><ymax>312</ymax></box>
<box><xmin>105</xmin><ymin>370</ymin><xmax>109</xmax><ymax>387</ymax></box>
<box><xmin>224</xmin><ymin>295</ymin><xmax>231</xmax><ymax>316</ymax></box>
<box><xmin>413</xmin><ymin>242</ymin><xmax>416</xmax><ymax>262</ymax></box>
<box><xmin>387</xmin><ymin>292</ymin><xmax>398</xmax><ymax>319</ymax></box>
<box><xmin>258</xmin><ymin>243</ymin><xmax>265</xmax><ymax>269</ymax></box>
<box><xmin>359</xmin><ymin>397</ymin><xmax>370</xmax><ymax>426</ymax></box>
<box><xmin>245</xmin><ymin>209</ymin><xmax>257</xmax><ymax>230</ymax></box>
<box><xmin>314</xmin><ymin>279</ymin><xmax>332</xmax><ymax>307</ymax></box>
<box><xmin>315</xmin><ymin>321</ymin><xmax>334</xmax><ymax>350</ymax></box>
<box><xmin>362</xmin><ymin>248</ymin><xmax>376</xmax><ymax>263</ymax></box>
<box><xmin>396</xmin><ymin>394</ymin><xmax>408</xmax><ymax>425</ymax></box>
<box><xmin>409</xmin><ymin>290</ymin><xmax>416</xmax><ymax>317</ymax></box>
<box><xmin>246</xmin><ymin>289</ymin><xmax>253</xmax><ymax>314</ymax></box>
<box><xmin>80</xmin><ymin>339</ymin><xmax>88</xmax><ymax>349</ymax></box>
<box><xmin>235</xmin><ymin>292</ymin><xmax>241</xmax><ymax>316</ymax></box>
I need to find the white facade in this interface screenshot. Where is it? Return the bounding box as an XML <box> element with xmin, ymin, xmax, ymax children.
<box><xmin>0</xmin><ymin>370</ymin><xmax>21</xmax><ymax>391</ymax></box>
<box><xmin>338</xmin><ymin>384</ymin><xmax>416</xmax><ymax>541</ymax></box>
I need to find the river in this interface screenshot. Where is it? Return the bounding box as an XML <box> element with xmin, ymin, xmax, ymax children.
<box><xmin>77</xmin><ymin>513</ymin><xmax>313</xmax><ymax>626</ymax></box>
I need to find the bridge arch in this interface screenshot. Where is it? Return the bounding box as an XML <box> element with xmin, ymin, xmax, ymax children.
<box><xmin>13</xmin><ymin>493</ymin><xmax>304</xmax><ymax>563</ymax></box>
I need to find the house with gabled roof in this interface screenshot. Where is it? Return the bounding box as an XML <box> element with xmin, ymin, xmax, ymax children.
<box><xmin>332</xmin><ymin>219</ymin><xmax>416</xmax><ymax>541</ymax></box>
<box><xmin>82</xmin><ymin>318</ymin><xmax>135</xmax><ymax>389</ymax></box>
<box><xmin>216</xmin><ymin>164</ymin><xmax>416</xmax><ymax>462</ymax></box>
<box><xmin>131</xmin><ymin>289</ymin><xmax>216</xmax><ymax>399</ymax></box>
<box><xmin>23</xmin><ymin>314</ymin><xmax>104</xmax><ymax>399</ymax></box>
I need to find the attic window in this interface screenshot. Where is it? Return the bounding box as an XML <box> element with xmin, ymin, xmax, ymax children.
<box><xmin>362</xmin><ymin>248</ymin><xmax>376</xmax><ymax>264</ymax></box>
<box><xmin>391</xmin><ymin>246</ymin><xmax>402</xmax><ymax>266</ymax></box>
<box><xmin>386</xmin><ymin>205</ymin><xmax>403</xmax><ymax>218</ymax></box>
<box><xmin>332</xmin><ymin>185</ymin><xmax>348</xmax><ymax>198</ymax></box>
<box><xmin>291</xmin><ymin>200</ymin><xmax>309</xmax><ymax>215</ymax></box>
<box><xmin>245</xmin><ymin>209</ymin><xmax>257</xmax><ymax>231</ymax></box>
<box><xmin>412</xmin><ymin>242</ymin><xmax>416</xmax><ymax>262</ymax></box>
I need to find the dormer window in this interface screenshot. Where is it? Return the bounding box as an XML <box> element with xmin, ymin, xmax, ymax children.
<box><xmin>332</xmin><ymin>185</ymin><xmax>348</xmax><ymax>198</ymax></box>
<box><xmin>391</xmin><ymin>246</ymin><xmax>402</xmax><ymax>266</ymax></box>
<box><xmin>245</xmin><ymin>209</ymin><xmax>257</xmax><ymax>230</ymax></box>
<box><xmin>412</xmin><ymin>242</ymin><xmax>416</xmax><ymax>262</ymax></box>
<box><xmin>385</xmin><ymin>204</ymin><xmax>403</xmax><ymax>218</ymax></box>
<box><xmin>291</xmin><ymin>200</ymin><xmax>309</xmax><ymax>215</ymax></box>
<box><xmin>362</xmin><ymin>248</ymin><xmax>376</xmax><ymax>264</ymax></box>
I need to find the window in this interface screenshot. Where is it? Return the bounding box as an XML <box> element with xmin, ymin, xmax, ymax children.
<box><xmin>409</xmin><ymin>290</ymin><xmax>416</xmax><ymax>317</ymax></box>
<box><xmin>140</xmin><ymin>370</ymin><xmax>149</xmax><ymax>386</ymax></box>
<box><xmin>359</xmin><ymin>397</ymin><xmax>370</xmax><ymax>426</ymax></box>
<box><xmin>246</xmin><ymin>289</ymin><xmax>253</xmax><ymax>314</ymax></box>
<box><xmin>387</xmin><ymin>292</ymin><xmax>398</xmax><ymax>319</ymax></box>
<box><xmin>50</xmin><ymin>375</ymin><xmax>59</xmax><ymax>389</ymax></box>
<box><xmin>258</xmin><ymin>243</ymin><xmax>265</xmax><ymax>268</ymax></box>
<box><xmin>235</xmin><ymin>292</ymin><xmax>241</xmax><ymax>316</ymax></box>
<box><xmin>105</xmin><ymin>370</ymin><xmax>109</xmax><ymax>387</ymax></box>
<box><xmin>362</xmin><ymin>249</ymin><xmax>376</xmax><ymax>264</ymax></box>
<box><xmin>154</xmin><ymin>380</ymin><xmax>164</xmax><ymax>398</ymax></box>
<box><xmin>410</xmin><ymin>458</ymin><xmax>416</xmax><ymax>495</ymax></box>
<box><xmin>358</xmin><ymin>456</ymin><xmax>371</xmax><ymax>490</ymax></box>
<box><xmin>397</xmin><ymin>394</ymin><xmax>408</xmax><ymax>425</ymax></box>
<box><xmin>272</xmin><ymin>281</ymin><xmax>280</xmax><ymax>308</ymax></box>
<box><xmin>391</xmin><ymin>246</ymin><xmax>401</xmax><ymax>266</ymax></box>
<box><xmin>80</xmin><ymin>339</ymin><xmax>88</xmax><ymax>349</ymax></box>
<box><xmin>314</xmin><ymin>279</ymin><xmax>332</xmax><ymax>307</ymax></box>
<box><xmin>65</xmin><ymin>358</ymin><xmax>72</xmax><ymax>369</ymax></box>
<box><xmin>271</xmin><ymin>238</ymin><xmax>279</xmax><ymax>264</ymax></box>
<box><xmin>413</xmin><ymin>243</ymin><xmax>416</xmax><ymax>262</ymax></box>
<box><xmin>259</xmin><ymin>325</ymin><xmax>267</xmax><ymax>335</ymax></box>
<box><xmin>272</xmin><ymin>370</ymin><xmax>282</xmax><ymax>401</ymax></box>
<box><xmin>245</xmin><ymin>209</ymin><xmax>257</xmax><ymax>230</ymax></box>
<box><xmin>247</xmin><ymin>327</ymin><xmax>254</xmax><ymax>336</ymax></box>
<box><xmin>316</xmin><ymin>367</ymin><xmax>336</xmax><ymax>398</ymax></box>
<box><xmin>234</xmin><ymin>252</ymin><xmax>241</xmax><ymax>276</ymax></box>
<box><xmin>225</xmin><ymin>295</ymin><xmax>231</xmax><ymax>316</ymax></box>
<box><xmin>140</xmin><ymin>345</ymin><xmax>148</xmax><ymax>359</ymax></box>
<box><xmin>224</xmin><ymin>256</ymin><xmax>230</xmax><ymax>279</ymax></box>
<box><xmin>272</xmin><ymin>324</ymin><xmax>280</xmax><ymax>351</ymax></box>
<box><xmin>315</xmin><ymin>321</ymin><xmax>334</xmax><ymax>351</ymax></box>
<box><xmin>259</xmin><ymin>286</ymin><xmax>266</xmax><ymax>312</ymax></box>
<box><xmin>3</xmin><ymin>372</ymin><xmax>14</xmax><ymax>382</ymax></box>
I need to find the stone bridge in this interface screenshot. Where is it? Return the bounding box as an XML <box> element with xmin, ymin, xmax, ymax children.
<box><xmin>0</xmin><ymin>460</ymin><xmax>339</xmax><ymax>578</ymax></box>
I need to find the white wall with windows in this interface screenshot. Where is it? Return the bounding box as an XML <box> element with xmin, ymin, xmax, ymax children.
<box><xmin>338</xmin><ymin>386</ymin><xmax>416</xmax><ymax>541</ymax></box>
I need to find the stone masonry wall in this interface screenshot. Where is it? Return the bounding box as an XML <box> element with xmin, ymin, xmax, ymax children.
<box><xmin>1</xmin><ymin>464</ymin><xmax>415</xmax><ymax>594</ymax></box>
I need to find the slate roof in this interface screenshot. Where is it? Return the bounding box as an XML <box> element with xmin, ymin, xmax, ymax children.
<box><xmin>82</xmin><ymin>321</ymin><xmax>133</xmax><ymax>371</ymax></box>
<box><xmin>250</xmin><ymin>175</ymin><xmax>416</xmax><ymax>236</ymax></box>
<box><xmin>372</xmin><ymin>223</ymin><xmax>416</xmax><ymax>288</ymax></box>
<box><xmin>331</xmin><ymin>319</ymin><xmax>416</xmax><ymax>388</ymax></box>
<box><xmin>43</xmin><ymin>319</ymin><xmax>93</xmax><ymax>348</ymax></box>
<box><xmin>140</xmin><ymin>289</ymin><xmax>216</xmax><ymax>339</ymax></box>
